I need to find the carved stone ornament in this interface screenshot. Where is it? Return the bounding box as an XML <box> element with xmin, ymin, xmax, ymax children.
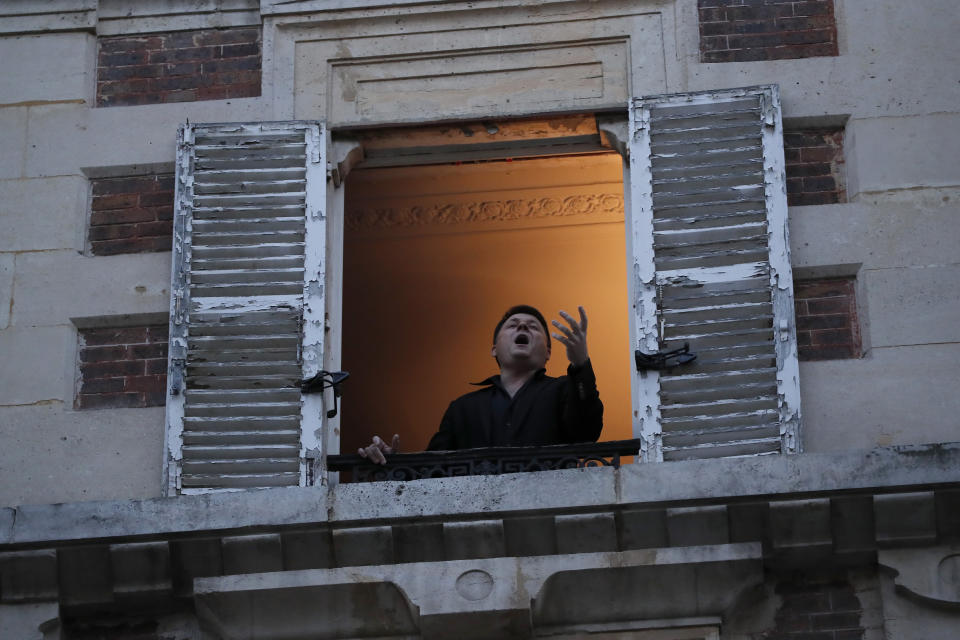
<box><xmin>346</xmin><ymin>193</ymin><xmax>624</xmax><ymax>231</ymax></box>
<box><xmin>879</xmin><ymin>544</ymin><xmax>960</xmax><ymax>608</ymax></box>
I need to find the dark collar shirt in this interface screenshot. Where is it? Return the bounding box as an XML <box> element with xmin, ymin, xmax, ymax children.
<box><xmin>426</xmin><ymin>359</ymin><xmax>603</xmax><ymax>450</ymax></box>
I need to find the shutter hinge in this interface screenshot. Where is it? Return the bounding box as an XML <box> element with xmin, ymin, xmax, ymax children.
<box><xmin>169</xmin><ymin>358</ymin><xmax>186</xmax><ymax>395</ymax></box>
<box><xmin>779</xmin><ymin>319</ymin><xmax>790</xmax><ymax>341</ymax></box>
<box><xmin>304</xmin><ymin>448</ymin><xmax>322</xmax><ymax>486</ymax></box>
<box><xmin>173</xmin><ymin>289</ymin><xmax>185</xmax><ymax>325</ymax></box>
<box><xmin>760</xmin><ymin>92</ymin><xmax>776</xmax><ymax>127</ymax></box>
<box><xmin>300</xmin><ymin>370</ymin><xmax>350</xmax><ymax>419</ymax></box>
<box><xmin>309</xmin><ymin>125</ymin><xmax>322</xmax><ymax>163</ymax></box>
<box><xmin>635</xmin><ymin>343</ymin><xmax>697</xmax><ymax>371</ymax></box>
<box><xmin>296</xmin><ymin>312</ymin><xmax>303</xmax><ymax>364</ymax></box>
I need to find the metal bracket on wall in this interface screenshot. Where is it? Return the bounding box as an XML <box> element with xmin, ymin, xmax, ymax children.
<box><xmin>634</xmin><ymin>343</ymin><xmax>697</xmax><ymax>371</ymax></box>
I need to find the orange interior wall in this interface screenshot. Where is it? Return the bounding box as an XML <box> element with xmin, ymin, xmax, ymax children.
<box><xmin>341</xmin><ymin>156</ymin><xmax>631</xmax><ymax>454</ymax></box>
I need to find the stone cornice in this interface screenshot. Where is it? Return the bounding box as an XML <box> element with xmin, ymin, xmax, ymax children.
<box><xmin>1</xmin><ymin>444</ymin><xmax>959</xmax><ymax>609</ymax></box>
<box><xmin>2</xmin><ymin>443</ymin><xmax>959</xmax><ymax>547</ymax></box>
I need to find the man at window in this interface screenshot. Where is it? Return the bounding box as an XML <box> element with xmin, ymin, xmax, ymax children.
<box><xmin>359</xmin><ymin>305</ymin><xmax>603</xmax><ymax>463</ymax></box>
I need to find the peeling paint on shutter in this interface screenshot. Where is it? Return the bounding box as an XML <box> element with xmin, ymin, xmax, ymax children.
<box><xmin>164</xmin><ymin>121</ymin><xmax>327</xmax><ymax>494</ymax></box>
<box><xmin>627</xmin><ymin>86</ymin><xmax>801</xmax><ymax>462</ymax></box>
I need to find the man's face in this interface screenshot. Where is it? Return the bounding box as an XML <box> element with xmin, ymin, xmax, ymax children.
<box><xmin>492</xmin><ymin>313</ymin><xmax>551</xmax><ymax>370</ymax></box>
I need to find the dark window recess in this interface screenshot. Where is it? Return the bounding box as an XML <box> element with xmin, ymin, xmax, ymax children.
<box><xmin>794</xmin><ymin>276</ymin><xmax>861</xmax><ymax>360</ymax></box>
<box><xmin>77</xmin><ymin>324</ymin><xmax>168</xmax><ymax>409</ymax></box>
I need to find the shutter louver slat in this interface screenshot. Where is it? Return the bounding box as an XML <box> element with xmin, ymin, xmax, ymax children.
<box><xmin>165</xmin><ymin>122</ymin><xmax>327</xmax><ymax>494</ymax></box>
<box><xmin>629</xmin><ymin>86</ymin><xmax>801</xmax><ymax>462</ymax></box>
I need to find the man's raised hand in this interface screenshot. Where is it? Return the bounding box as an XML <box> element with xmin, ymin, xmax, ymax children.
<box><xmin>358</xmin><ymin>434</ymin><xmax>400</xmax><ymax>465</ymax></box>
<box><xmin>552</xmin><ymin>306</ymin><xmax>590</xmax><ymax>367</ymax></box>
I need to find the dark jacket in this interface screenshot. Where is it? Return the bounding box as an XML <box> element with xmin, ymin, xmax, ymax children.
<box><xmin>426</xmin><ymin>360</ymin><xmax>603</xmax><ymax>450</ymax></box>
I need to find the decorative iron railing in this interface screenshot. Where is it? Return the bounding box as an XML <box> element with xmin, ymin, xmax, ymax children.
<box><xmin>327</xmin><ymin>439</ymin><xmax>642</xmax><ymax>482</ymax></box>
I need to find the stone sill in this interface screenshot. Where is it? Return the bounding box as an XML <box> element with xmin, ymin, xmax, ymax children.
<box><xmin>2</xmin><ymin>442</ymin><xmax>959</xmax><ymax>547</ymax></box>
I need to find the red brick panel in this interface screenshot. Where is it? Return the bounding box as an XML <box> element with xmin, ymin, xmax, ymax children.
<box><xmin>767</xmin><ymin>572</ymin><xmax>865</xmax><ymax>638</ymax></box>
<box><xmin>77</xmin><ymin>324</ymin><xmax>168</xmax><ymax>409</ymax></box>
<box><xmin>784</xmin><ymin>127</ymin><xmax>846</xmax><ymax>206</ymax></box>
<box><xmin>89</xmin><ymin>174</ymin><xmax>174</xmax><ymax>255</ymax></box>
<box><xmin>698</xmin><ymin>0</ymin><xmax>839</xmax><ymax>63</ymax></box>
<box><xmin>97</xmin><ymin>27</ymin><xmax>261</xmax><ymax>107</ymax></box>
<box><xmin>794</xmin><ymin>277</ymin><xmax>861</xmax><ymax>361</ymax></box>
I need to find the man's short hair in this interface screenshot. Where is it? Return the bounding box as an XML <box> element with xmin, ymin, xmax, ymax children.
<box><xmin>493</xmin><ymin>305</ymin><xmax>551</xmax><ymax>348</ymax></box>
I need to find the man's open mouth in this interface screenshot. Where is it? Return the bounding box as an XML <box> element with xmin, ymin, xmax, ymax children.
<box><xmin>514</xmin><ymin>334</ymin><xmax>530</xmax><ymax>345</ymax></box>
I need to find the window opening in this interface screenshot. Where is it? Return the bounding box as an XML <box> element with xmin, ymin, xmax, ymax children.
<box><xmin>340</xmin><ymin>146</ymin><xmax>634</xmax><ymax>458</ymax></box>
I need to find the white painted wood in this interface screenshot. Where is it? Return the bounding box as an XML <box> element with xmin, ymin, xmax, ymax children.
<box><xmin>627</xmin><ymin>86</ymin><xmax>801</xmax><ymax>462</ymax></box>
<box><xmin>321</xmin><ymin>137</ymin><xmax>361</xmax><ymax>487</ymax></box>
<box><xmin>299</xmin><ymin>122</ymin><xmax>327</xmax><ymax>487</ymax></box>
<box><xmin>163</xmin><ymin>124</ymin><xmax>195</xmax><ymax>496</ymax></box>
<box><xmin>759</xmin><ymin>86</ymin><xmax>803</xmax><ymax>454</ymax></box>
<box><xmin>625</xmin><ymin>99</ymin><xmax>662</xmax><ymax>462</ymax></box>
<box><xmin>164</xmin><ymin>121</ymin><xmax>328</xmax><ymax>495</ymax></box>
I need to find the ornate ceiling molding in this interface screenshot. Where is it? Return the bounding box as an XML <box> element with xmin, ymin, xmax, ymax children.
<box><xmin>346</xmin><ymin>192</ymin><xmax>625</xmax><ymax>233</ymax></box>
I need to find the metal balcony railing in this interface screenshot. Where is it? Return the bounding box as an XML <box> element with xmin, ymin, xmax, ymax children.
<box><xmin>327</xmin><ymin>439</ymin><xmax>642</xmax><ymax>482</ymax></box>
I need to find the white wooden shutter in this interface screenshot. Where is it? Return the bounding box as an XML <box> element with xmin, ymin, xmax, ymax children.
<box><xmin>627</xmin><ymin>85</ymin><xmax>801</xmax><ymax>462</ymax></box>
<box><xmin>164</xmin><ymin>121</ymin><xmax>327</xmax><ymax>494</ymax></box>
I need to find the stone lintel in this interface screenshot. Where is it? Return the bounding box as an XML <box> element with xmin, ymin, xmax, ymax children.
<box><xmin>0</xmin><ymin>1</ymin><xmax>96</xmax><ymax>35</ymax></box>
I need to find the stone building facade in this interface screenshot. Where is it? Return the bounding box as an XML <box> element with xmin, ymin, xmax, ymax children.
<box><xmin>1</xmin><ymin>1</ymin><xmax>958</xmax><ymax>638</ymax></box>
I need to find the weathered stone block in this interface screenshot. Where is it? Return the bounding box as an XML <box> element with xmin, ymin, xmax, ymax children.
<box><xmin>0</xmin><ymin>403</ymin><xmax>164</xmax><ymax>508</ymax></box>
<box><xmin>874</xmin><ymin>491</ymin><xmax>936</xmax><ymax>546</ymax></box>
<box><xmin>12</xmin><ymin>250</ymin><xmax>170</xmax><ymax>327</ymax></box>
<box><xmin>444</xmin><ymin>520</ymin><xmax>506</xmax><ymax>560</ymax></box>
<box><xmin>392</xmin><ymin>522</ymin><xmax>444</xmax><ymax>564</ymax></box>
<box><xmin>332</xmin><ymin>526</ymin><xmax>393</xmax><ymax>567</ymax></box>
<box><xmin>866</xmin><ymin>264</ymin><xmax>960</xmax><ymax>348</ymax></box>
<box><xmin>22</xmin><ymin>99</ymin><xmax>268</xmax><ymax>179</ymax></box>
<box><xmin>57</xmin><ymin>545</ymin><xmax>112</xmax><ymax>606</ymax></box>
<box><xmin>110</xmin><ymin>541</ymin><xmax>171</xmax><ymax>595</ymax></box>
<box><xmin>0</xmin><ymin>253</ymin><xmax>13</xmax><ymax>330</ymax></box>
<box><xmin>555</xmin><ymin>513</ymin><xmax>617</xmax><ymax>554</ymax></box>
<box><xmin>799</xmin><ymin>345</ymin><xmax>960</xmax><ymax>454</ymax></box>
<box><xmin>0</xmin><ymin>550</ymin><xmax>57</xmax><ymax>602</ymax></box>
<box><xmin>0</xmin><ymin>602</ymin><xmax>59</xmax><ymax>640</ymax></box>
<box><xmin>0</xmin><ymin>177</ymin><xmax>87</xmax><ymax>253</ymax></box>
<box><xmin>667</xmin><ymin>506</ymin><xmax>730</xmax><ymax>547</ymax></box>
<box><xmin>0</xmin><ymin>33</ymin><xmax>94</xmax><ymax>104</ymax></box>
<box><xmin>170</xmin><ymin>537</ymin><xmax>222</xmax><ymax>596</ymax></box>
<box><xmin>0</xmin><ymin>107</ymin><xmax>27</xmax><ymax>179</ymax></box>
<box><xmin>619</xmin><ymin>508</ymin><xmax>669</xmax><ymax>550</ymax></box>
<box><xmin>936</xmin><ymin>489</ymin><xmax>960</xmax><ymax>538</ymax></box>
<box><xmin>728</xmin><ymin>502</ymin><xmax>769</xmax><ymax>545</ymax></box>
<box><xmin>282</xmin><ymin>529</ymin><xmax>334</xmax><ymax>570</ymax></box>
<box><xmin>846</xmin><ymin>113</ymin><xmax>960</xmax><ymax>196</ymax></box>
<box><xmin>503</xmin><ymin>515</ymin><xmax>556</xmax><ymax>557</ymax></box>
<box><xmin>221</xmin><ymin>534</ymin><xmax>283</xmax><ymax>575</ymax></box>
<box><xmin>770</xmin><ymin>498</ymin><xmax>832</xmax><ymax>551</ymax></box>
<box><xmin>831</xmin><ymin>495</ymin><xmax>876</xmax><ymax>554</ymax></box>
<box><xmin>0</xmin><ymin>326</ymin><xmax>74</xmax><ymax>405</ymax></box>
